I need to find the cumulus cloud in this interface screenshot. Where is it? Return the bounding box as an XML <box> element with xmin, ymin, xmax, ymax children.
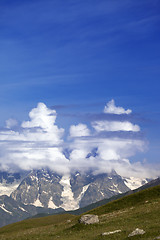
<box><xmin>69</xmin><ymin>123</ymin><xmax>90</xmax><ymax>137</ymax></box>
<box><xmin>21</xmin><ymin>103</ymin><xmax>64</xmax><ymax>145</ymax></box>
<box><xmin>0</xmin><ymin>103</ymin><xmax>69</xmax><ymax>175</ymax></box>
<box><xmin>104</xmin><ymin>99</ymin><xmax>132</xmax><ymax>114</ymax></box>
<box><xmin>0</xmin><ymin>100</ymin><xmax>158</xmax><ymax>178</ymax></box>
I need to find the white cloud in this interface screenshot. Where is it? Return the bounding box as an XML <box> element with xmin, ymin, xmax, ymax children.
<box><xmin>0</xmin><ymin>100</ymin><xmax>158</xmax><ymax>179</ymax></box>
<box><xmin>0</xmin><ymin>103</ymin><xmax>69</xmax><ymax>175</ymax></box>
<box><xmin>22</xmin><ymin>103</ymin><xmax>56</xmax><ymax>129</ymax></box>
<box><xmin>92</xmin><ymin>120</ymin><xmax>140</xmax><ymax>132</ymax></box>
<box><xmin>7</xmin><ymin>147</ymin><xmax>69</xmax><ymax>175</ymax></box>
<box><xmin>69</xmin><ymin>123</ymin><xmax>90</xmax><ymax>137</ymax></box>
<box><xmin>68</xmin><ymin>136</ymin><xmax>147</xmax><ymax>177</ymax></box>
<box><xmin>104</xmin><ymin>99</ymin><xmax>132</xmax><ymax>115</ymax></box>
<box><xmin>5</xmin><ymin>118</ymin><xmax>18</xmax><ymax>129</ymax></box>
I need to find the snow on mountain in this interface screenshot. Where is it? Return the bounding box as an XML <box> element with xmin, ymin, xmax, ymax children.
<box><xmin>11</xmin><ymin>169</ymin><xmax>63</xmax><ymax>208</ymax></box>
<box><xmin>59</xmin><ymin>175</ymin><xmax>90</xmax><ymax>210</ymax></box>
<box><xmin>59</xmin><ymin>175</ymin><xmax>78</xmax><ymax>210</ymax></box>
<box><xmin>0</xmin><ymin>203</ymin><xmax>13</xmax><ymax>215</ymax></box>
<box><xmin>48</xmin><ymin>197</ymin><xmax>58</xmax><ymax>209</ymax></box>
<box><xmin>0</xmin><ymin>169</ymin><xmax>149</xmax><ymax>212</ymax></box>
<box><xmin>0</xmin><ymin>171</ymin><xmax>27</xmax><ymax>196</ymax></box>
<box><xmin>0</xmin><ymin>181</ymin><xmax>20</xmax><ymax>196</ymax></box>
<box><xmin>33</xmin><ymin>195</ymin><xmax>43</xmax><ymax>207</ymax></box>
<box><xmin>123</xmin><ymin>177</ymin><xmax>148</xmax><ymax>190</ymax></box>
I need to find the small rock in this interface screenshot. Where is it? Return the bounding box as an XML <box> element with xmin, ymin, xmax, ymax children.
<box><xmin>128</xmin><ymin>228</ymin><xmax>145</xmax><ymax>237</ymax></box>
<box><xmin>66</xmin><ymin>220</ymin><xmax>71</xmax><ymax>223</ymax></box>
<box><xmin>79</xmin><ymin>214</ymin><xmax>99</xmax><ymax>225</ymax></box>
<box><xmin>102</xmin><ymin>230</ymin><xmax>121</xmax><ymax>236</ymax></box>
<box><xmin>153</xmin><ymin>237</ymin><xmax>160</xmax><ymax>240</ymax></box>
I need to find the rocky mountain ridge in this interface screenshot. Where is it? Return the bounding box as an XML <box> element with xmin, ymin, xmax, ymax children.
<box><xmin>0</xmin><ymin>169</ymin><xmax>148</xmax><ymax>211</ymax></box>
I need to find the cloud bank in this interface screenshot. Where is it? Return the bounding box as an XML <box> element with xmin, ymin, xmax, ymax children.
<box><xmin>0</xmin><ymin>100</ymin><xmax>159</xmax><ymax>178</ymax></box>
<box><xmin>69</xmin><ymin>124</ymin><xmax>90</xmax><ymax>137</ymax></box>
<box><xmin>92</xmin><ymin>120</ymin><xmax>140</xmax><ymax>132</ymax></box>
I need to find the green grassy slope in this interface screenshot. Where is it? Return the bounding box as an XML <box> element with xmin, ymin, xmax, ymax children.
<box><xmin>0</xmin><ymin>185</ymin><xmax>160</xmax><ymax>240</ymax></box>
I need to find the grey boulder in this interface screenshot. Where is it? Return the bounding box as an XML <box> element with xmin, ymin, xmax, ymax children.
<box><xmin>79</xmin><ymin>214</ymin><xmax>99</xmax><ymax>225</ymax></box>
<box><xmin>128</xmin><ymin>228</ymin><xmax>145</xmax><ymax>237</ymax></box>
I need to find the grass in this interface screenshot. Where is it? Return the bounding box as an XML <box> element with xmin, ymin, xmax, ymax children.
<box><xmin>0</xmin><ymin>185</ymin><xmax>160</xmax><ymax>240</ymax></box>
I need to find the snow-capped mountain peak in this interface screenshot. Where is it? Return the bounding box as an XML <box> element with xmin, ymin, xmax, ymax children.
<box><xmin>0</xmin><ymin>169</ymin><xmax>149</xmax><ymax>212</ymax></box>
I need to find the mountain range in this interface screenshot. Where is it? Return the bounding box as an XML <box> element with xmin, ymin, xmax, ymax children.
<box><xmin>0</xmin><ymin>168</ymin><xmax>149</xmax><ymax>227</ymax></box>
<box><xmin>0</xmin><ymin>178</ymin><xmax>160</xmax><ymax>240</ymax></box>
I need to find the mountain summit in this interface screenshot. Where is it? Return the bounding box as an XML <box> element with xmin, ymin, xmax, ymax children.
<box><xmin>0</xmin><ymin>169</ymin><xmax>148</xmax><ymax>212</ymax></box>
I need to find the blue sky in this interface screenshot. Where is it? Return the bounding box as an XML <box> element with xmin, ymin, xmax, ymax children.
<box><xmin>0</xmin><ymin>0</ymin><xmax>160</xmax><ymax>174</ymax></box>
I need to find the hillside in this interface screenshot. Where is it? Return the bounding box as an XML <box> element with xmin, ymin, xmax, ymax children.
<box><xmin>68</xmin><ymin>177</ymin><xmax>160</xmax><ymax>215</ymax></box>
<box><xmin>0</xmin><ymin>184</ymin><xmax>160</xmax><ymax>240</ymax></box>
